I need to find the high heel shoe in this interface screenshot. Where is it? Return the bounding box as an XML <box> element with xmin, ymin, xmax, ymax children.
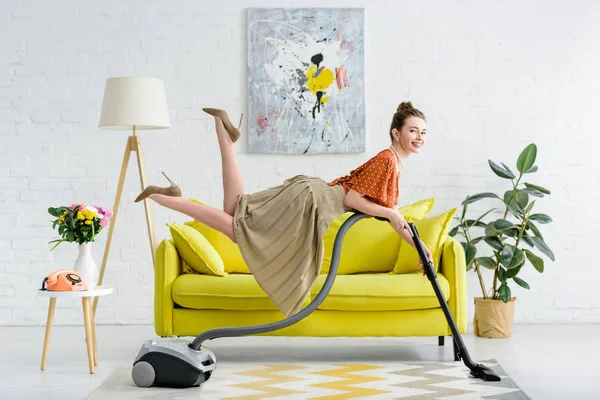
<box><xmin>202</xmin><ymin>108</ymin><xmax>243</xmax><ymax>143</ymax></box>
<box><xmin>134</xmin><ymin>171</ymin><xmax>182</xmax><ymax>203</ymax></box>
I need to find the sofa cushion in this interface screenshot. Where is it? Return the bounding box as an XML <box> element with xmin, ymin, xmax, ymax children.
<box><xmin>321</xmin><ymin>198</ymin><xmax>436</xmax><ymax>275</ymax></box>
<box><xmin>172</xmin><ymin>273</ymin><xmax>311</xmax><ymax>311</ymax></box>
<box><xmin>309</xmin><ymin>272</ymin><xmax>450</xmax><ymax>311</ymax></box>
<box><xmin>392</xmin><ymin>207</ymin><xmax>457</xmax><ymax>274</ymax></box>
<box><xmin>167</xmin><ymin>223</ymin><xmax>227</xmax><ymax>276</ymax></box>
<box><xmin>186</xmin><ymin>198</ymin><xmax>250</xmax><ymax>274</ymax></box>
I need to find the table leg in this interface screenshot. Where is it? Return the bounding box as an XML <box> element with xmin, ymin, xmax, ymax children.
<box><xmin>91</xmin><ymin>311</ymin><xmax>98</xmax><ymax>366</ymax></box>
<box><xmin>82</xmin><ymin>298</ymin><xmax>95</xmax><ymax>374</ymax></box>
<box><xmin>40</xmin><ymin>297</ymin><xmax>56</xmax><ymax>370</ymax></box>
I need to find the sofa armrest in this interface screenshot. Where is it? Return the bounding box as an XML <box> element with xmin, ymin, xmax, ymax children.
<box><xmin>439</xmin><ymin>237</ymin><xmax>467</xmax><ymax>334</ymax></box>
<box><xmin>154</xmin><ymin>239</ymin><xmax>182</xmax><ymax>337</ymax></box>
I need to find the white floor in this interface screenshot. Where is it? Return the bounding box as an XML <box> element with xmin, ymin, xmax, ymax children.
<box><xmin>0</xmin><ymin>324</ymin><xmax>598</xmax><ymax>399</ymax></box>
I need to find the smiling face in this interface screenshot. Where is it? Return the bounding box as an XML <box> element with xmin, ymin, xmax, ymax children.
<box><xmin>392</xmin><ymin>116</ymin><xmax>427</xmax><ymax>155</ymax></box>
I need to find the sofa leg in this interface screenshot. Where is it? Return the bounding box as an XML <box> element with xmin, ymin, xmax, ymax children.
<box><xmin>438</xmin><ymin>336</ymin><xmax>445</xmax><ymax>346</ymax></box>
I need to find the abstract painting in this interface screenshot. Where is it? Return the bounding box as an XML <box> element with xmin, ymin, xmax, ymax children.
<box><xmin>247</xmin><ymin>8</ymin><xmax>365</xmax><ymax>154</ymax></box>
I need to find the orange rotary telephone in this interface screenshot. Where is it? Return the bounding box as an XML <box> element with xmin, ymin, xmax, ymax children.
<box><xmin>41</xmin><ymin>269</ymin><xmax>88</xmax><ymax>291</ymax></box>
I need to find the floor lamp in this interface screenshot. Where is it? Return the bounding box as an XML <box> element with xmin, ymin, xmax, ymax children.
<box><xmin>93</xmin><ymin>77</ymin><xmax>171</xmax><ymax>315</ymax></box>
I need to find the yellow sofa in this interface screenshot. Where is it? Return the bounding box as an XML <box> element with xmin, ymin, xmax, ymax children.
<box><xmin>153</xmin><ymin>200</ymin><xmax>467</xmax><ymax>343</ymax></box>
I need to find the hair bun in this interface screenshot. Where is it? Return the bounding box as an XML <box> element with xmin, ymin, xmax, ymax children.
<box><xmin>397</xmin><ymin>101</ymin><xmax>414</xmax><ymax>112</ymax></box>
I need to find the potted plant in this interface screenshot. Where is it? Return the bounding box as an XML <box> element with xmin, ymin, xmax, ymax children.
<box><xmin>48</xmin><ymin>203</ymin><xmax>112</xmax><ymax>289</ymax></box>
<box><xmin>449</xmin><ymin>143</ymin><xmax>555</xmax><ymax>338</ymax></box>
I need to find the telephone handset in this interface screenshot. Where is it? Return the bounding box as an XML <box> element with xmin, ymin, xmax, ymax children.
<box><xmin>41</xmin><ymin>269</ymin><xmax>88</xmax><ymax>291</ymax></box>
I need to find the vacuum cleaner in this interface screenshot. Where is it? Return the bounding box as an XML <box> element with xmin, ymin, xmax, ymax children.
<box><xmin>132</xmin><ymin>212</ymin><xmax>501</xmax><ymax>388</ymax></box>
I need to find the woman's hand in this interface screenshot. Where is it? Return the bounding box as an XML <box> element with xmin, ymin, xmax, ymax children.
<box><xmin>387</xmin><ymin>210</ymin><xmax>412</xmax><ymax>236</ymax></box>
<box><xmin>418</xmin><ymin>245</ymin><xmax>434</xmax><ymax>275</ymax></box>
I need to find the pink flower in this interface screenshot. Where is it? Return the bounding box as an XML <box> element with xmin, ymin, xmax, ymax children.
<box><xmin>69</xmin><ymin>203</ymin><xmax>85</xmax><ymax>211</ymax></box>
<box><xmin>100</xmin><ymin>217</ymin><xmax>109</xmax><ymax>227</ymax></box>
<box><xmin>94</xmin><ymin>206</ymin><xmax>112</xmax><ymax>219</ymax></box>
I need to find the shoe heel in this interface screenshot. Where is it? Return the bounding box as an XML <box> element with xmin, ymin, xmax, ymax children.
<box><xmin>237</xmin><ymin>113</ymin><xmax>244</xmax><ymax>131</ymax></box>
<box><xmin>161</xmin><ymin>171</ymin><xmax>176</xmax><ymax>186</ymax></box>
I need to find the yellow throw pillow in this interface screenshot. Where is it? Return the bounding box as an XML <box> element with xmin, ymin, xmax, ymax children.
<box><xmin>321</xmin><ymin>198</ymin><xmax>436</xmax><ymax>275</ymax></box>
<box><xmin>186</xmin><ymin>198</ymin><xmax>250</xmax><ymax>273</ymax></box>
<box><xmin>392</xmin><ymin>207</ymin><xmax>458</xmax><ymax>274</ymax></box>
<box><xmin>166</xmin><ymin>222</ymin><xmax>227</xmax><ymax>277</ymax></box>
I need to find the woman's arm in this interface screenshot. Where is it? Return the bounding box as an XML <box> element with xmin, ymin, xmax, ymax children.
<box><xmin>345</xmin><ymin>189</ymin><xmax>428</xmax><ymax>252</ymax></box>
<box><xmin>344</xmin><ymin>189</ymin><xmax>395</xmax><ymax>220</ymax></box>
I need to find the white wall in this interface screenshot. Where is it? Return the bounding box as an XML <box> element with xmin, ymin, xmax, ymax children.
<box><xmin>1</xmin><ymin>0</ymin><xmax>599</xmax><ymax>327</ymax></box>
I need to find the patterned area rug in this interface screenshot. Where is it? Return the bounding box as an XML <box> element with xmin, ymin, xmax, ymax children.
<box><xmin>88</xmin><ymin>359</ymin><xmax>530</xmax><ymax>399</ymax></box>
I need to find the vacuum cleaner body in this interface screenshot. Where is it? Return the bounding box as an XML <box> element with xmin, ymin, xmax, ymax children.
<box><xmin>132</xmin><ymin>212</ymin><xmax>500</xmax><ymax>388</ymax></box>
<box><xmin>132</xmin><ymin>340</ymin><xmax>216</xmax><ymax>388</ymax></box>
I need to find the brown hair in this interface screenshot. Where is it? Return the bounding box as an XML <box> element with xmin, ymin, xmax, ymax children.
<box><xmin>389</xmin><ymin>101</ymin><xmax>426</xmax><ymax>141</ymax></box>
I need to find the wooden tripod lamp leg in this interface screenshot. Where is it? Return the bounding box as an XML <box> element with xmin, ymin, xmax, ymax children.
<box><xmin>132</xmin><ymin>135</ymin><xmax>157</xmax><ymax>265</ymax></box>
<box><xmin>93</xmin><ymin>136</ymin><xmax>132</xmax><ymax>316</ymax></box>
<box><xmin>93</xmin><ymin>132</ymin><xmax>158</xmax><ymax>316</ymax></box>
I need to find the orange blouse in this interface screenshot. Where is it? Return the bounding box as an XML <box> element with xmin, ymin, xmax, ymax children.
<box><xmin>328</xmin><ymin>149</ymin><xmax>400</xmax><ymax>208</ymax></box>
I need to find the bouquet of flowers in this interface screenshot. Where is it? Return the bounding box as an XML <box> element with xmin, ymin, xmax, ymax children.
<box><xmin>48</xmin><ymin>203</ymin><xmax>113</xmax><ymax>250</ymax></box>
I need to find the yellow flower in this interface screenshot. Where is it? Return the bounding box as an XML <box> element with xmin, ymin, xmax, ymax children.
<box><xmin>77</xmin><ymin>211</ymin><xmax>85</xmax><ymax>220</ymax></box>
<box><xmin>84</xmin><ymin>220</ymin><xmax>92</xmax><ymax>225</ymax></box>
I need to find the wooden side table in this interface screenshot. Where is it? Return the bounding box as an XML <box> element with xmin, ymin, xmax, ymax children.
<box><xmin>38</xmin><ymin>286</ymin><xmax>113</xmax><ymax>374</ymax></box>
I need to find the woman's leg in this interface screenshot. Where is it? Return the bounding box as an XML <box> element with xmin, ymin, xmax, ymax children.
<box><xmin>214</xmin><ymin>116</ymin><xmax>244</xmax><ymax>216</ymax></box>
<box><xmin>149</xmin><ymin>194</ymin><xmax>236</xmax><ymax>243</ymax></box>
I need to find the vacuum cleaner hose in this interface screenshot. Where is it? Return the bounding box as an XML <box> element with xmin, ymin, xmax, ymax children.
<box><xmin>190</xmin><ymin>212</ymin><xmax>372</xmax><ymax>350</ymax></box>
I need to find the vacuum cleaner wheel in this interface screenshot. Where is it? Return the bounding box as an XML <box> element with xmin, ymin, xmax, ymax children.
<box><xmin>132</xmin><ymin>361</ymin><xmax>155</xmax><ymax>388</ymax></box>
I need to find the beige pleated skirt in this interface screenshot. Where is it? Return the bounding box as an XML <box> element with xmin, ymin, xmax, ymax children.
<box><xmin>233</xmin><ymin>175</ymin><xmax>351</xmax><ymax>317</ymax></box>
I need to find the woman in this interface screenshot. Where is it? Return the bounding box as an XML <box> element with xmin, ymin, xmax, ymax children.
<box><xmin>135</xmin><ymin>102</ymin><xmax>432</xmax><ymax>317</ymax></box>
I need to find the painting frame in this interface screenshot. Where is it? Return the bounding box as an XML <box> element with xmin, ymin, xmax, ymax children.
<box><xmin>247</xmin><ymin>7</ymin><xmax>365</xmax><ymax>154</ymax></box>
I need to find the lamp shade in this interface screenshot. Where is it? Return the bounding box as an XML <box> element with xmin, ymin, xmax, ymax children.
<box><xmin>99</xmin><ymin>77</ymin><xmax>171</xmax><ymax>130</ymax></box>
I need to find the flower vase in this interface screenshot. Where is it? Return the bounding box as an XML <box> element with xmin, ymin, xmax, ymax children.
<box><xmin>73</xmin><ymin>242</ymin><xmax>98</xmax><ymax>289</ymax></box>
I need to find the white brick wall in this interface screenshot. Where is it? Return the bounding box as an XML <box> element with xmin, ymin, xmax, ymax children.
<box><xmin>1</xmin><ymin>0</ymin><xmax>599</xmax><ymax>326</ymax></box>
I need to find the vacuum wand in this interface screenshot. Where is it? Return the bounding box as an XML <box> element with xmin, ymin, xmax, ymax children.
<box><xmin>408</xmin><ymin>222</ymin><xmax>501</xmax><ymax>382</ymax></box>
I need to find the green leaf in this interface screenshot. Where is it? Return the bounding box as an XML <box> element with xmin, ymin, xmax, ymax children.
<box><xmin>498</xmin><ymin>266</ymin><xmax>506</xmax><ymax>282</ymax></box>
<box><xmin>462</xmin><ymin>242</ymin><xmax>477</xmax><ymax>266</ymax></box>
<box><xmin>475</xmin><ymin>208</ymin><xmax>497</xmax><ymax>224</ymax></box>
<box><xmin>513</xmin><ymin>276</ymin><xmax>530</xmax><ymax>289</ymax></box>
<box><xmin>499</xmin><ymin>244</ymin><xmax>515</xmax><ymax>267</ymax></box>
<box><xmin>462</xmin><ymin>192</ymin><xmax>502</xmax><ymax>205</ymax></box>
<box><xmin>48</xmin><ymin>207</ymin><xmax>59</xmax><ymax>217</ymax></box>
<box><xmin>485</xmin><ymin>236</ymin><xmax>504</xmax><ymax>251</ymax></box>
<box><xmin>466</xmin><ymin>261</ymin><xmax>474</xmax><ymax>271</ymax></box>
<box><xmin>506</xmin><ymin>264</ymin><xmax>522</xmax><ymax>278</ymax></box>
<box><xmin>501</xmin><ymin>162</ymin><xmax>516</xmax><ymax>178</ymax></box>
<box><xmin>471</xmin><ymin>236</ymin><xmax>486</xmax><ymax>244</ymax></box>
<box><xmin>503</xmin><ymin>190</ymin><xmax>522</xmax><ymax>218</ymax></box>
<box><xmin>530</xmin><ymin>237</ymin><xmax>555</xmax><ymax>261</ymax></box>
<box><xmin>517</xmin><ymin>143</ymin><xmax>537</xmax><ymax>173</ymax></box>
<box><xmin>58</xmin><ymin>225</ymin><xmax>65</xmax><ymax>235</ymax></box>
<box><xmin>476</xmin><ymin>256</ymin><xmax>496</xmax><ymax>269</ymax></box>
<box><xmin>521</xmin><ymin>188</ymin><xmax>545</xmax><ymax>198</ymax></box>
<box><xmin>524</xmin><ymin>165</ymin><xmax>538</xmax><ymax>174</ymax></box>
<box><xmin>524</xmin><ymin>249</ymin><xmax>544</xmax><ymax>272</ymax></box>
<box><xmin>529</xmin><ymin>213</ymin><xmax>552</xmax><ymax>224</ymax></box>
<box><xmin>524</xmin><ymin>182</ymin><xmax>550</xmax><ymax>194</ymax></box>
<box><xmin>464</xmin><ymin>219</ymin><xmax>488</xmax><ymax>229</ymax></box>
<box><xmin>494</xmin><ymin>219</ymin><xmax>518</xmax><ymax>230</ymax></box>
<box><xmin>521</xmin><ymin>234</ymin><xmax>534</xmax><ymax>247</ymax></box>
<box><xmin>460</xmin><ymin>196</ymin><xmax>469</xmax><ymax>221</ymax></box>
<box><xmin>524</xmin><ymin>200</ymin><xmax>536</xmax><ymax>215</ymax></box>
<box><xmin>449</xmin><ymin>225</ymin><xmax>459</xmax><ymax>237</ymax></box>
<box><xmin>526</xmin><ymin>220</ymin><xmax>544</xmax><ymax>239</ymax></box>
<box><xmin>499</xmin><ymin>245</ymin><xmax>525</xmax><ymax>269</ymax></box>
<box><xmin>494</xmin><ymin>219</ymin><xmax>520</xmax><ymax>237</ymax></box>
<box><xmin>509</xmin><ymin>248</ymin><xmax>526</xmax><ymax>269</ymax></box>
<box><xmin>515</xmin><ymin>190</ymin><xmax>529</xmax><ymax>209</ymax></box>
<box><xmin>489</xmin><ymin>160</ymin><xmax>515</xmax><ymax>179</ymax></box>
<box><xmin>498</xmin><ymin>283</ymin><xmax>512</xmax><ymax>303</ymax></box>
